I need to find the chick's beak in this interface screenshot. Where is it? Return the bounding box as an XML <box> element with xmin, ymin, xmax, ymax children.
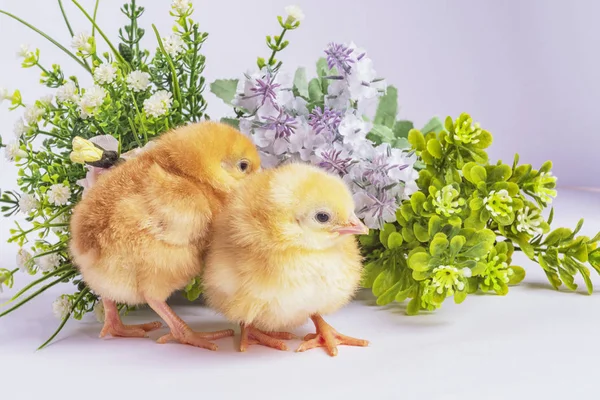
<box><xmin>333</xmin><ymin>214</ymin><xmax>369</xmax><ymax>236</ymax></box>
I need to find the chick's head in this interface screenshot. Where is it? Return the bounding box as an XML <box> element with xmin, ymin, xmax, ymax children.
<box><xmin>166</xmin><ymin>121</ymin><xmax>261</xmax><ymax>192</ymax></box>
<box><xmin>268</xmin><ymin>163</ymin><xmax>369</xmax><ymax>250</ymax></box>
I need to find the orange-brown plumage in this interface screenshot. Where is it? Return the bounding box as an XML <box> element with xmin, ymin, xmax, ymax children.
<box><xmin>69</xmin><ymin>121</ymin><xmax>260</xmax><ymax>349</ymax></box>
<box><xmin>203</xmin><ymin>163</ymin><xmax>370</xmax><ymax>355</ymax></box>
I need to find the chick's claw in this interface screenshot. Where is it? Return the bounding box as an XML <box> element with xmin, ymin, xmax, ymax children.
<box><xmin>99</xmin><ymin>321</ymin><xmax>162</xmax><ymax>339</ymax></box>
<box><xmin>156</xmin><ymin>329</ymin><xmax>234</xmax><ymax>351</ymax></box>
<box><xmin>239</xmin><ymin>324</ymin><xmax>295</xmax><ymax>352</ymax></box>
<box><xmin>296</xmin><ymin>315</ymin><xmax>369</xmax><ymax>357</ymax></box>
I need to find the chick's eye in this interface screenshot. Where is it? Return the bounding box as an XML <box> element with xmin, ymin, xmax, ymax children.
<box><xmin>237</xmin><ymin>160</ymin><xmax>250</xmax><ymax>172</ymax></box>
<box><xmin>315</xmin><ymin>212</ymin><xmax>330</xmax><ymax>223</ymax></box>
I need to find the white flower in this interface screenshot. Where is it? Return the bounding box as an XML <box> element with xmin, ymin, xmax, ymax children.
<box><xmin>47</xmin><ymin>183</ymin><xmax>71</xmax><ymax>206</ymax></box>
<box><xmin>37</xmin><ymin>253</ymin><xmax>61</xmax><ymax>272</ymax></box>
<box><xmin>16</xmin><ymin>44</ymin><xmax>33</xmax><ymax>58</ymax></box>
<box><xmin>162</xmin><ymin>34</ymin><xmax>184</xmax><ymax>57</ymax></box>
<box><xmin>71</xmin><ymin>32</ymin><xmax>94</xmax><ymax>54</ymax></box>
<box><xmin>16</xmin><ymin>248</ymin><xmax>33</xmax><ymax>273</ymax></box>
<box><xmin>93</xmin><ymin>63</ymin><xmax>117</xmax><ymax>85</ymax></box>
<box><xmin>0</xmin><ymin>87</ymin><xmax>10</xmax><ymax>103</ymax></box>
<box><xmin>461</xmin><ymin>267</ymin><xmax>473</xmax><ymax>278</ymax></box>
<box><xmin>39</xmin><ymin>94</ymin><xmax>54</xmax><ymax>105</ymax></box>
<box><xmin>516</xmin><ymin>206</ymin><xmax>544</xmax><ymax>236</ymax></box>
<box><xmin>56</xmin><ymin>81</ymin><xmax>79</xmax><ymax>103</ymax></box>
<box><xmin>126</xmin><ymin>70</ymin><xmax>150</xmax><ymax>92</ymax></box>
<box><xmin>18</xmin><ymin>193</ymin><xmax>39</xmax><ymax>214</ymax></box>
<box><xmin>52</xmin><ymin>295</ymin><xmax>71</xmax><ymax>320</ymax></box>
<box><xmin>143</xmin><ymin>90</ymin><xmax>172</xmax><ymax>117</ymax></box>
<box><xmin>4</xmin><ymin>141</ymin><xmax>27</xmax><ymax>162</ymax></box>
<box><xmin>171</xmin><ymin>0</ymin><xmax>192</xmax><ymax>14</ymax></box>
<box><xmin>23</xmin><ymin>104</ymin><xmax>45</xmax><ymax>125</ymax></box>
<box><xmin>78</xmin><ymin>85</ymin><xmax>107</xmax><ymax>118</ymax></box>
<box><xmin>285</xmin><ymin>5</ymin><xmax>305</xmax><ymax>22</ymax></box>
<box><xmin>13</xmin><ymin>119</ymin><xmax>27</xmax><ymax>139</ymax></box>
<box><xmin>93</xmin><ymin>301</ymin><xmax>105</xmax><ymax>323</ymax></box>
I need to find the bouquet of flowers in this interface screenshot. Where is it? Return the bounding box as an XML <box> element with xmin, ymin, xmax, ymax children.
<box><xmin>0</xmin><ymin>0</ymin><xmax>598</xmax><ymax>348</ymax></box>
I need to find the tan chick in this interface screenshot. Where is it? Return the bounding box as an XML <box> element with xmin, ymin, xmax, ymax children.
<box><xmin>69</xmin><ymin>121</ymin><xmax>261</xmax><ymax>350</ymax></box>
<box><xmin>203</xmin><ymin>163</ymin><xmax>370</xmax><ymax>356</ymax></box>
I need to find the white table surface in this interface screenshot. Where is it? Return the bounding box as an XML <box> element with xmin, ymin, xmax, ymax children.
<box><xmin>1</xmin><ymin>189</ymin><xmax>599</xmax><ymax>400</ymax></box>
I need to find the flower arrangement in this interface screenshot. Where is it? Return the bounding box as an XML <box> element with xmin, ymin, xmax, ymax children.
<box><xmin>0</xmin><ymin>0</ymin><xmax>598</xmax><ymax>348</ymax></box>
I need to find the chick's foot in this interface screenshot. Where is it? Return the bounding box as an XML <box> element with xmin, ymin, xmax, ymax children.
<box><xmin>296</xmin><ymin>314</ymin><xmax>369</xmax><ymax>357</ymax></box>
<box><xmin>240</xmin><ymin>323</ymin><xmax>295</xmax><ymax>352</ymax></box>
<box><xmin>99</xmin><ymin>298</ymin><xmax>162</xmax><ymax>339</ymax></box>
<box><xmin>146</xmin><ymin>298</ymin><xmax>234</xmax><ymax>351</ymax></box>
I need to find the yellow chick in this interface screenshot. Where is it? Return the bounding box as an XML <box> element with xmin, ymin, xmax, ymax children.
<box><xmin>69</xmin><ymin>121</ymin><xmax>261</xmax><ymax>350</ymax></box>
<box><xmin>203</xmin><ymin>163</ymin><xmax>370</xmax><ymax>356</ymax></box>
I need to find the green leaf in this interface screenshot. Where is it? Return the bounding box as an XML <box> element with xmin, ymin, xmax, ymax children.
<box><xmin>408</xmin><ymin>129</ymin><xmax>426</xmax><ymax>151</ymax></box>
<box><xmin>308</xmin><ymin>78</ymin><xmax>324</xmax><ymax>103</ymax></box>
<box><xmin>430</xmin><ymin>234</ymin><xmax>449</xmax><ymax>257</ymax></box>
<box><xmin>410</xmin><ymin>191</ymin><xmax>427</xmax><ymax>213</ymax></box>
<box><xmin>543</xmin><ymin>228</ymin><xmax>572</xmax><ymax>246</ymax></box>
<box><xmin>316</xmin><ymin>57</ymin><xmax>330</xmax><ymax>77</ymax></box>
<box><xmin>407</xmin><ymin>296</ymin><xmax>420</xmax><ymax>315</ymax></box>
<box><xmin>473</xmin><ymin>130</ymin><xmax>493</xmax><ymax>149</ymax></box>
<box><xmin>387</xmin><ymin>232</ymin><xmax>404</xmax><ymax>249</ymax></box>
<box><xmin>393</xmin><ymin>120</ymin><xmax>414</xmax><ymax>139</ymax></box>
<box><xmin>421</xmin><ymin>117</ymin><xmax>444</xmax><ymax>134</ymax></box>
<box><xmin>450</xmin><ymin>235</ymin><xmax>466</xmax><ymax>258</ymax></box>
<box><xmin>428</xmin><ymin>215</ymin><xmax>442</xmax><ymax>237</ymax></box>
<box><xmin>557</xmin><ymin>267</ymin><xmax>577</xmax><ymax>291</ymax></box>
<box><xmin>374</xmin><ymin>85</ymin><xmax>398</xmax><ymax>128</ymax></box>
<box><xmin>470</xmin><ymin>165</ymin><xmax>487</xmax><ymax>184</ymax></box>
<box><xmin>210</xmin><ymin>79</ymin><xmax>238</xmax><ymax>106</ymax></box>
<box><xmin>368</xmin><ymin>124</ymin><xmax>395</xmax><ymax>145</ymax></box>
<box><xmin>293</xmin><ymin>67</ymin><xmax>309</xmax><ymax>98</ymax></box>
<box><xmin>362</xmin><ymin>262</ymin><xmax>386</xmax><ymax>288</ymax></box>
<box><xmin>489</xmin><ymin>164</ymin><xmax>512</xmax><ymax>182</ymax></box>
<box><xmin>578</xmin><ymin>265</ymin><xmax>594</xmax><ymax>295</ymax></box>
<box><xmin>413</xmin><ymin>223</ymin><xmax>429</xmax><ymax>242</ymax></box>
<box><xmin>219</xmin><ymin>117</ymin><xmax>240</xmax><ymax>129</ymax></box>
<box><xmin>379</xmin><ymin>223</ymin><xmax>396</xmax><ymax>248</ymax></box>
<box><xmin>373</xmin><ymin>265</ymin><xmax>400</xmax><ymax>297</ymax></box>
<box><xmin>408</xmin><ymin>252</ymin><xmax>431</xmax><ymax>272</ymax></box>
<box><xmin>426</xmin><ymin>139</ymin><xmax>443</xmax><ymax>159</ymax></box>
<box><xmin>402</xmin><ymin>226</ymin><xmax>416</xmax><ymax>243</ymax></box>
<box><xmin>508</xmin><ymin>266</ymin><xmax>525</xmax><ymax>285</ymax></box>
<box><xmin>376</xmin><ymin>281</ymin><xmax>403</xmax><ymax>306</ymax></box>
<box><xmin>412</xmin><ymin>270</ymin><xmax>431</xmax><ymax>280</ymax></box>
<box><xmin>395</xmin><ymin>286</ymin><xmax>414</xmax><ymax>303</ymax></box>
<box><xmin>454</xmin><ymin>290</ymin><xmax>467</xmax><ymax>304</ymax></box>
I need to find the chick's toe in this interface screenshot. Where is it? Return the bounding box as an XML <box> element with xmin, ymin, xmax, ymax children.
<box><xmin>239</xmin><ymin>323</ymin><xmax>295</xmax><ymax>352</ymax></box>
<box><xmin>99</xmin><ymin>299</ymin><xmax>162</xmax><ymax>339</ymax></box>
<box><xmin>296</xmin><ymin>314</ymin><xmax>368</xmax><ymax>357</ymax></box>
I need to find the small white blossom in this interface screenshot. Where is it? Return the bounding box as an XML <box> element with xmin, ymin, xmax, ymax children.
<box><xmin>461</xmin><ymin>267</ymin><xmax>473</xmax><ymax>278</ymax></box>
<box><xmin>71</xmin><ymin>32</ymin><xmax>94</xmax><ymax>54</ymax></box>
<box><xmin>285</xmin><ymin>5</ymin><xmax>305</xmax><ymax>22</ymax></box>
<box><xmin>16</xmin><ymin>44</ymin><xmax>33</xmax><ymax>58</ymax></box>
<box><xmin>0</xmin><ymin>87</ymin><xmax>10</xmax><ymax>103</ymax></box>
<box><xmin>52</xmin><ymin>295</ymin><xmax>71</xmax><ymax>320</ymax></box>
<box><xmin>143</xmin><ymin>90</ymin><xmax>172</xmax><ymax>117</ymax></box>
<box><xmin>46</xmin><ymin>183</ymin><xmax>71</xmax><ymax>206</ymax></box>
<box><xmin>4</xmin><ymin>141</ymin><xmax>27</xmax><ymax>162</ymax></box>
<box><xmin>516</xmin><ymin>206</ymin><xmax>544</xmax><ymax>236</ymax></box>
<box><xmin>37</xmin><ymin>252</ymin><xmax>61</xmax><ymax>272</ymax></box>
<box><xmin>171</xmin><ymin>0</ymin><xmax>192</xmax><ymax>14</ymax></box>
<box><xmin>16</xmin><ymin>248</ymin><xmax>33</xmax><ymax>273</ymax></box>
<box><xmin>18</xmin><ymin>193</ymin><xmax>39</xmax><ymax>214</ymax></box>
<box><xmin>39</xmin><ymin>94</ymin><xmax>54</xmax><ymax>105</ymax></box>
<box><xmin>93</xmin><ymin>301</ymin><xmax>105</xmax><ymax>323</ymax></box>
<box><xmin>13</xmin><ymin>119</ymin><xmax>27</xmax><ymax>139</ymax></box>
<box><xmin>23</xmin><ymin>104</ymin><xmax>45</xmax><ymax>125</ymax></box>
<box><xmin>126</xmin><ymin>70</ymin><xmax>151</xmax><ymax>92</ymax></box>
<box><xmin>78</xmin><ymin>85</ymin><xmax>107</xmax><ymax>118</ymax></box>
<box><xmin>93</xmin><ymin>63</ymin><xmax>117</xmax><ymax>85</ymax></box>
<box><xmin>56</xmin><ymin>81</ymin><xmax>79</xmax><ymax>103</ymax></box>
<box><xmin>162</xmin><ymin>34</ymin><xmax>184</xmax><ymax>57</ymax></box>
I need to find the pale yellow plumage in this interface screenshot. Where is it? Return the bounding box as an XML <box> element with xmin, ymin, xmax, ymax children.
<box><xmin>203</xmin><ymin>162</ymin><xmax>370</xmax><ymax>355</ymax></box>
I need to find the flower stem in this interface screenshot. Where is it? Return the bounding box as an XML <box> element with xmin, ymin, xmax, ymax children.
<box><xmin>151</xmin><ymin>24</ymin><xmax>182</xmax><ymax>114</ymax></box>
<box><xmin>8</xmin><ymin>265</ymin><xmax>74</xmax><ymax>302</ymax></box>
<box><xmin>0</xmin><ymin>10</ymin><xmax>91</xmax><ymax>73</ymax></box>
<box><xmin>268</xmin><ymin>28</ymin><xmax>287</xmax><ymax>66</ymax></box>
<box><xmin>70</xmin><ymin>0</ymin><xmax>130</xmax><ymax>70</ymax></box>
<box><xmin>37</xmin><ymin>287</ymin><xmax>89</xmax><ymax>350</ymax></box>
<box><xmin>0</xmin><ymin>271</ymin><xmax>77</xmax><ymax>318</ymax></box>
<box><xmin>57</xmin><ymin>0</ymin><xmax>74</xmax><ymax>37</ymax></box>
<box><xmin>91</xmin><ymin>0</ymin><xmax>99</xmax><ymax>37</ymax></box>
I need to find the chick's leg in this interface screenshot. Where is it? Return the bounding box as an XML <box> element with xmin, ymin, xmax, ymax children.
<box><xmin>296</xmin><ymin>314</ymin><xmax>368</xmax><ymax>356</ymax></box>
<box><xmin>146</xmin><ymin>298</ymin><xmax>234</xmax><ymax>351</ymax></box>
<box><xmin>239</xmin><ymin>323</ymin><xmax>295</xmax><ymax>352</ymax></box>
<box><xmin>99</xmin><ymin>298</ymin><xmax>162</xmax><ymax>338</ymax></box>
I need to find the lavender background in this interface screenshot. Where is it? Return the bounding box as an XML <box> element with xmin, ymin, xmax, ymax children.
<box><xmin>1</xmin><ymin>0</ymin><xmax>599</xmax><ymax>240</ymax></box>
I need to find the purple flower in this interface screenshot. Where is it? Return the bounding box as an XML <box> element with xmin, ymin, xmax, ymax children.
<box><xmin>354</xmin><ymin>190</ymin><xmax>397</xmax><ymax>229</ymax></box>
<box><xmin>361</xmin><ymin>153</ymin><xmax>399</xmax><ymax>187</ymax></box>
<box><xmin>317</xmin><ymin>147</ymin><xmax>354</xmax><ymax>176</ymax></box>
<box><xmin>262</xmin><ymin>109</ymin><xmax>298</xmax><ymax>139</ymax></box>
<box><xmin>325</xmin><ymin>43</ymin><xmax>355</xmax><ymax>75</ymax></box>
<box><xmin>244</xmin><ymin>72</ymin><xmax>281</xmax><ymax>106</ymax></box>
<box><xmin>308</xmin><ymin>106</ymin><xmax>343</xmax><ymax>140</ymax></box>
